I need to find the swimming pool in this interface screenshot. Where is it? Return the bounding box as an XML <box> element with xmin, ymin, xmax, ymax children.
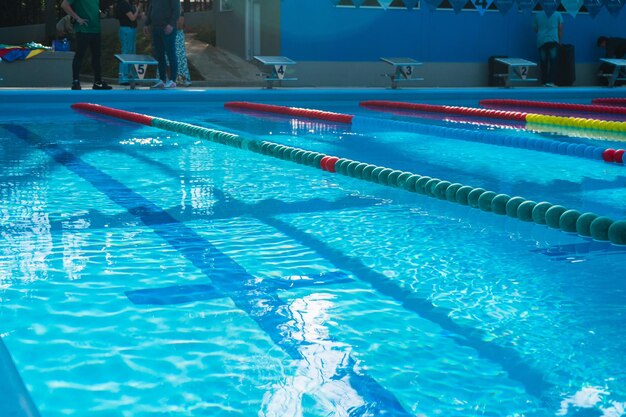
<box><xmin>1</xmin><ymin>88</ymin><xmax>626</xmax><ymax>417</ymax></box>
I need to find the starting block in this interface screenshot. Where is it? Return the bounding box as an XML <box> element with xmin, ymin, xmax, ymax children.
<box><xmin>253</xmin><ymin>56</ymin><xmax>297</xmax><ymax>89</ymax></box>
<box><xmin>599</xmin><ymin>58</ymin><xmax>626</xmax><ymax>88</ymax></box>
<box><xmin>493</xmin><ymin>58</ymin><xmax>537</xmax><ymax>87</ymax></box>
<box><xmin>380</xmin><ymin>57</ymin><xmax>424</xmax><ymax>89</ymax></box>
<box><xmin>114</xmin><ymin>54</ymin><xmax>159</xmax><ymax>89</ymax></box>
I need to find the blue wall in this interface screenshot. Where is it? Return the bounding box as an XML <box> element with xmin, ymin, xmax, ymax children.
<box><xmin>280</xmin><ymin>2</ymin><xmax>625</xmax><ymax>64</ymax></box>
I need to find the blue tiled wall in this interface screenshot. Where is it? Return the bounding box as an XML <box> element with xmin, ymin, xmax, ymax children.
<box><xmin>280</xmin><ymin>2</ymin><xmax>624</xmax><ymax>63</ymax></box>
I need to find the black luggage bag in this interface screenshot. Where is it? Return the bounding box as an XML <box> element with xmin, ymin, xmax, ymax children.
<box><xmin>555</xmin><ymin>44</ymin><xmax>575</xmax><ymax>87</ymax></box>
<box><xmin>598</xmin><ymin>61</ymin><xmax>625</xmax><ymax>86</ymax></box>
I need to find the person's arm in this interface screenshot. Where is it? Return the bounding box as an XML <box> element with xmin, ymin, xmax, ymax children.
<box><xmin>56</xmin><ymin>16</ymin><xmax>67</xmax><ymax>36</ymax></box>
<box><xmin>143</xmin><ymin>2</ymin><xmax>152</xmax><ymax>35</ymax></box>
<box><xmin>557</xmin><ymin>22</ymin><xmax>562</xmax><ymax>43</ymax></box>
<box><xmin>164</xmin><ymin>0</ymin><xmax>181</xmax><ymax>35</ymax></box>
<box><xmin>126</xmin><ymin>2</ymin><xmax>142</xmax><ymax>22</ymax></box>
<box><xmin>60</xmin><ymin>0</ymin><xmax>87</xmax><ymax>26</ymax></box>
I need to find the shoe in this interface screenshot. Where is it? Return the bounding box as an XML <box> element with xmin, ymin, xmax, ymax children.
<box><xmin>151</xmin><ymin>80</ymin><xmax>165</xmax><ymax>89</ymax></box>
<box><xmin>71</xmin><ymin>80</ymin><xmax>81</xmax><ymax>90</ymax></box>
<box><xmin>177</xmin><ymin>76</ymin><xmax>192</xmax><ymax>87</ymax></box>
<box><xmin>119</xmin><ymin>82</ymin><xmax>129</xmax><ymax>86</ymax></box>
<box><xmin>544</xmin><ymin>83</ymin><xmax>556</xmax><ymax>87</ymax></box>
<box><xmin>164</xmin><ymin>80</ymin><xmax>176</xmax><ymax>89</ymax></box>
<box><xmin>93</xmin><ymin>81</ymin><xmax>112</xmax><ymax>90</ymax></box>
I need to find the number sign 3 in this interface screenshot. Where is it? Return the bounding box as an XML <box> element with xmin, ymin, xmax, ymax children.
<box><xmin>400</xmin><ymin>65</ymin><xmax>413</xmax><ymax>79</ymax></box>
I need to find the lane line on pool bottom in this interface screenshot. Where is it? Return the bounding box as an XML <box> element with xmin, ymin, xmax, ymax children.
<box><xmin>71</xmin><ymin>103</ymin><xmax>626</xmax><ymax>246</ymax></box>
<box><xmin>4</xmin><ymin>122</ymin><xmax>413</xmax><ymax>417</ymax></box>
<box><xmin>0</xmin><ymin>339</ymin><xmax>41</xmax><ymax>417</ymax></box>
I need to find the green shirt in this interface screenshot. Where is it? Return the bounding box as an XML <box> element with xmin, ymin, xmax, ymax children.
<box><xmin>68</xmin><ymin>0</ymin><xmax>101</xmax><ymax>33</ymax></box>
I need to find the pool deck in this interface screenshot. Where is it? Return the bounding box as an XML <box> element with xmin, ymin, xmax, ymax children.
<box><xmin>1</xmin><ymin>85</ymin><xmax>625</xmax><ymax>106</ymax></box>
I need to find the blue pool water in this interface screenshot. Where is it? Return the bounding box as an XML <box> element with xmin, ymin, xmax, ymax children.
<box><xmin>1</xmin><ymin>89</ymin><xmax>626</xmax><ymax>417</ymax></box>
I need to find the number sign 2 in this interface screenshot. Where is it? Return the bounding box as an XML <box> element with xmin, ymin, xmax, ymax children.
<box><xmin>516</xmin><ymin>66</ymin><xmax>528</xmax><ymax>80</ymax></box>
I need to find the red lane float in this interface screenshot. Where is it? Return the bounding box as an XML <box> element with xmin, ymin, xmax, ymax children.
<box><xmin>225</xmin><ymin>101</ymin><xmax>354</xmax><ymax>124</ymax></box>
<box><xmin>592</xmin><ymin>98</ymin><xmax>626</xmax><ymax>107</ymax></box>
<box><xmin>480</xmin><ymin>99</ymin><xmax>626</xmax><ymax>116</ymax></box>
<box><xmin>360</xmin><ymin>100</ymin><xmax>528</xmax><ymax>122</ymax></box>
<box><xmin>71</xmin><ymin>102</ymin><xmax>154</xmax><ymax>126</ymax></box>
<box><xmin>320</xmin><ymin>156</ymin><xmax>340</xmax><ymax>172</ymax></box>
<box><xmin>603</xmin><ymin>149</ymin><xmax>626</xmax><ymax>163</ymax></box>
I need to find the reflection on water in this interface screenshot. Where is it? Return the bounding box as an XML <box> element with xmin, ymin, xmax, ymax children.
<box><xmin>558</xmin><ymin>386</ymin><xmax>626</xmax><ymax>417</ymax></box>
<box><xmin>261</xmin><ymin>293</ymin><xmax>366</xmax><ymax>417</ymax></box>
<box><xmin>526</xmin><ymin>122</ymin><xmax>626</xmax><ymax>143</ymax></box>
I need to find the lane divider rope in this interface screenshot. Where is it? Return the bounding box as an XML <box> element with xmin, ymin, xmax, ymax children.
<box><xmin>592</xmin><ymin>98</ymin><xmax>626</xmax><ymax>107</ymax></box>
<box><xmin>225</xmin><ymin>101</ymin><xmax>354</xmax><ymax>124</ymax></box>
<box><xmin>360</xmin><ymin>99</ymin><xmax>626</xmax><ymax>149</ymax></box>
<box><xmin>225</xmin><ymin>101</ymin><xmax>625</xmax><ymax>165</ymax></box>
<box><xmin>71</xmin><ymin>102</ymin><xmax>626</xmax><ymax>245</ymax></box>
<box><xmin>480</xmin><ymin>98</ymin><xmax>626</xmax><ymax>116</ymax></box>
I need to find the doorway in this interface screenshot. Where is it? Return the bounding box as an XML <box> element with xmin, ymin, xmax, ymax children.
<box><xmin>245</xmin><ymin>0</ymin><xmax>261</xmax><ymax>60</ymax></box>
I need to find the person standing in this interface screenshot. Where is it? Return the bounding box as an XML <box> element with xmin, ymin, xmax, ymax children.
<box><xmin>160</xmin><ymin>10</ymin><xmax>192</xmax><ymax>86</ymax></box>
<box><xmin>144</xmin><ymin>0</ymin><xmax>180</xmax><ymax>89</ymax></box>
<box><xmin>61</xmin><ymin>0</ymin><xmax>113</xmax><ymax>90</ymax></box>
<box><xmin>116</xmin><ymin>0</ymin><xmax>142</xmax><ymax>85</ymax></box>
<box><xmin>174</xmin><ymin>10</ymin><xmax>192</xmax><ymax>86</ymax></box>
<box><xmin>533</xmin><ymin>10</ymin><xmax>563</xmax><ymax>87</ymax></box>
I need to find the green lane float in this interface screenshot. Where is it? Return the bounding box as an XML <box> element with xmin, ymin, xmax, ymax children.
<box><xmin>467</xmin><ymin>188</ymin><xmax>486</xmax><ymax>209</ymax></box>
<box><xmin>415</xmin><ymin>176</ymin><xmax>432</xmax><ymax>195</ymax></box>
<box><xmin>517</xmin><ymin>201</ymin><xmax>537</xmax><ymax>222</ymax></box>
<box><xmin>505</xmin><ymin>197</ymin><xmax>525</xmax><ymax>218</ymax></box>
<box><xmin>531</xmin><ymin>202</ymin><xmax>553</xmax><ymax>225</ymax></box>
<box><xmin>478</xmin><ymin>191</ymin><xmax>497</xmax><ymax>212</ymax></box>
<box><xmin>590</xmin><ymin>216</ymin><xmax>614</xmax><ymax>241</ymax></box>
<box><xmin>434</xmin><ymin>181</ymin><xmax>451</xmax><ymax>200</ymax></box>
<box><xmin>545</xmin><ymin>205</ymin><xmax>568</xmax><ymax>229</ymax></box>
<box><xmin>576</xmin><ymin>213</ymin><xmax>599</xmax><ymax>237</ymax></box>
<box><xmin>608</xmin><ymin>221</ymin><xmax>626</xmax><ymax>245</ymax></box>
<box><xmin>491</xmin><ymin>194</ymin><xmax>511</xmax><ymax>215</ymax></box>
<box><xmin>455</xmin><ymin>186</ymin><xmax>473</xmax><ymax>206</ymax></box>
<box><xmin>559</xmin><ymin>210</ymin><xmax>582</xmax><ymax>233</ymax></box>
<box><xmin>445</xmin><ymin>183</ymin><xmax>463</xmax><ymax>203</ymax></box>
<box><xmin>71</xmin><ymin>102</ymin><xmax>626</xmax><ymax>246</ymax></box>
